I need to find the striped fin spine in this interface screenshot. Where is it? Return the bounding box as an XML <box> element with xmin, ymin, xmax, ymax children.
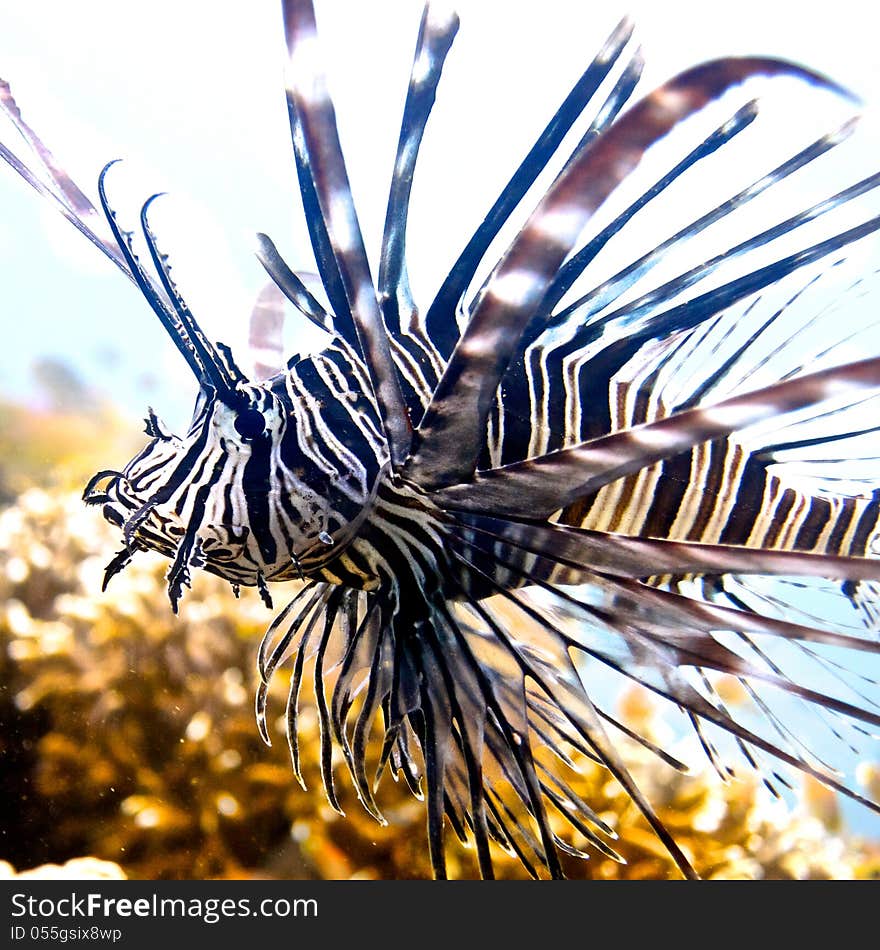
<box><xmin>255</xmin><ymin>233</ymin><xmax>337</xmax><ymax>338</ymax></box>
<box><xmin>282</xmin><ymin>0</ymin><xmax>412</xmax><ymax>467</ymax></box>
<box><xmin>375</xmin><ymin>4</ymin><xmax>459</xmax><ymax>419</ymax></box>
<box><xmin>406</xmin><ymin>57</ymin><xmax>859</xmax><ymax>490</ymax></box>
<box><xmin>0</xmin><ymin>76</ymin><xmax>131</xmax><ymax>274</ymax></box>
<box><xmin>422</xmin><ymin>15</ymin><xmax>641</xmax><ymax>361</ymax></box>
<box><xmin>435</xmin><ymin>357</ymin><xmax>880</xmax><ymax>517</ymax></box>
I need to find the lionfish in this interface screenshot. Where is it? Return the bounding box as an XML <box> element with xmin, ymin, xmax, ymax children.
<box><xmin>3</xmin><ymin>0</ymin><xmax>880</xmax><ymax>880</ymax></box>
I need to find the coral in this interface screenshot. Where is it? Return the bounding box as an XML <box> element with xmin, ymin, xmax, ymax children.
<box><xmin>0</xmin><ymin>857</ymin><xmax>126</xmax><ymax>880</ymax></box>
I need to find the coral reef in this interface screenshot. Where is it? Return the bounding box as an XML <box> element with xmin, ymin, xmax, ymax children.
<box><xmin>1</xmin><ymin>857</ymin><xmax>126</xmax><ymax>880</ymax></box>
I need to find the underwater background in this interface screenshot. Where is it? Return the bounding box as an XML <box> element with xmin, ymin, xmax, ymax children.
<box><xmin>2</xmin><ymin>0</ymin><xmax>880</xmax><ymax>880</ymax></box>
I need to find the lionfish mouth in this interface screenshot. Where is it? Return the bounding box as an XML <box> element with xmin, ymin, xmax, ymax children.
<box><xmin>82</xmin><ymin>468</ymin><xmax>255</xmax><ymax>595</ymax></box>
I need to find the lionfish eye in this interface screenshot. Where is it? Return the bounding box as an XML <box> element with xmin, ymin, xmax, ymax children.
<box><xmin>234</xmin><ymin>407</ymin><xmax>266</xmax><ymax>441</ymax></box>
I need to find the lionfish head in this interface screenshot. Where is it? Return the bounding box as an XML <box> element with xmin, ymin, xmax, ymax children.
<box><xmin>82</xmin><ymin>167</ymin><xmax>378</xmax><ymax>612</ymax></box>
